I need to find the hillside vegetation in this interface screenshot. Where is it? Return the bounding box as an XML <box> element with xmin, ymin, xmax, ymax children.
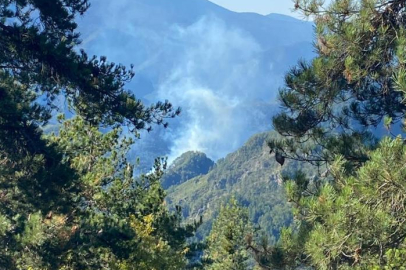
<box><xmin>161</xmin><ymin>151</ymin><xmax>214</xmax><ymax>189</ymax></box>
<box><xmin>166</xmin><ymin>132</ymin><xmax>315</xmax><ymax>240</ymax></box>
<box><xmin>4</xmin><ymin>0</ymin><xmax>406</xmax><ymax>269</ymax></box>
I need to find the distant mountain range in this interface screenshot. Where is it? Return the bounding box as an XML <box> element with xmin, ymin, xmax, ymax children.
<box><xmin>77</xmin><ymin>0</ymin><xmax>315</xmax><ymax>170</ymax></box>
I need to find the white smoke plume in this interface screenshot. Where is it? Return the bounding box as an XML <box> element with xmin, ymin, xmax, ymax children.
<box><xmin>77</xmin><ymin>0</ymin><xmax>313</xmax><ymax>167</ymax></box>
<box><xmin>156</xmin><ymin>17</ymin><xmax>274</xmax><ymax>162</ymax></box>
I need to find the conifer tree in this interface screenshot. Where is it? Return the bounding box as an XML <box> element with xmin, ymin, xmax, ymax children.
<box><xmin>260</xmin><ymin>0</ymin><xmax>406</xmax><ymax>269</ymax></box>
<box><xmin>204</xmin><ymin>198</ymin><xmax>253</xmax><ymax>270</ymax></box>
<box><xmin>46</xmin><ymin>116</ymin><xmax>196</xmax><ymax>269</ymax></box>
<box><xmin>269</xmin><ymin>0</ymin><xmax>406</xmax><ymax>169</ymax></box>
<box><xmin>0</xmin><ymin>1</ymin><xmax>184</xmax><ymax>269</ymax></box>
<box><xmin>276</xmin><ymin>138</ymin><xmax>406</xmax><ymax>269</ymax></box>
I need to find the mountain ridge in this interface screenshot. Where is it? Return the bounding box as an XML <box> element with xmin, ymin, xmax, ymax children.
<box><xmin>165</xmin><ymin>131</ymin><xmax>316</xmax><ymax>240</ymax></box>
<box><xmin>161</xmin><ymin>151</ymin><xmax>214</xmax><ymax>189</ymax></box>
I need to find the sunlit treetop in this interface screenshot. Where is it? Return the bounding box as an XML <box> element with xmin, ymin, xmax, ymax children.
<box><xmin>270</xmin><ymin>0</ymin><xmax>406</xmax><ymax>169</ymax></box>
<box><xmin>0</xmin><ymin>0</ymin><xmax>180</xmax><ymax>134</ymax></box>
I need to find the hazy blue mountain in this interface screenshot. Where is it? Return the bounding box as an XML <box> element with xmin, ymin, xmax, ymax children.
<box><xmin>77</xmin><ymin>0</ymin><xmax>314</xmax><ymax>170</ymax></box>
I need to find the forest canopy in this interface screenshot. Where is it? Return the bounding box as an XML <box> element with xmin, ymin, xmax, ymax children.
<box><xmin>2</xmin><ymin>0</ymin><xmax>406</xmax><ymax>269</ymax></box>
<box><xmin>261</xmin><ymin>0</ymin><xmax>406</xmax><ymax>269</ymax></box>
<box><xmin>0</xmin><ymin>1</ymin><xmax>192</xmax><ymax>269</ymax></box>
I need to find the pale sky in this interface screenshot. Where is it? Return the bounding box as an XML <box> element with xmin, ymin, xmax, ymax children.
<box><xmin>208</xmin><ymin>0</ymin><xmax>299</xmax><ymax>17</ymax></box>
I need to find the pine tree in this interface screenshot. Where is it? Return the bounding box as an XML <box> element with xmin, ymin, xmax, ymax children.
<box><xmin>269</xmin><ymin>0</ymin><xmax>406</xmax><ymax>170</ymax></box>
<box><xmin>0</xmin><ymin>1</ymin><xmax>184</xmax><ymax>269</ymax></box>
<box><xmin>204</xmin><ymin>198</ymin><xmax>253</xmax><ymax>270</ymax></box>
<box><xmin>0</xmin><ymin>0</ymin><xmax>179</xmax><ymax>131</ymax></box>
<box><xmin>260</xmin><ymin>0</ymin><xmax>406</xmax><ymax>269</ymax></box>
<box><xmin>282</xmin><ymin>138</ymin><xmax>406</xmax><ymax>269</ymax></box>
<box><xmin>1</xmin><ymin>115</ymin><xmax>197</xmax><ymax>269</ymax></box>
<box><xmin>45</xmin><ymin>116</ymin><xmax>196</xmax><ymax>269</ymax></box>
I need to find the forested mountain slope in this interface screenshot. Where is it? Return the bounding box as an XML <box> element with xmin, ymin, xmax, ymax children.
<box><xmin>165</xmin><ymin>132</ymin><xmax>315</xmax><ymax>240</ymax></box>
<box><xmin>161</xmin><ymin>151</ymin><xmax>214</xmax><ymax>189</ymax></box>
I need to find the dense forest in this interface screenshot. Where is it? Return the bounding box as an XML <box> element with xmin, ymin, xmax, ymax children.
<box><xmin>164</xmin><ymin>132</ymin><xmax>317</xmax><ymax>242</ymax></box>
<box><xmin>1</xmin><ymin>0</ymin><xmax>406</xmax><ymax>269</ymax></box>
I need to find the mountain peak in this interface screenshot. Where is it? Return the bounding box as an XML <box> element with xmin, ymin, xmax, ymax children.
<box><xmin>161</xmin><ymin>151</ymin><xmax>214</xmax><ymax>189</ymax></box>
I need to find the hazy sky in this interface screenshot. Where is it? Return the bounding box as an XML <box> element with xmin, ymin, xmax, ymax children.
<box><xmin>208</xmin><ymin>0</ymin><xmax>299</xmax><ymax>17</ymax></box>
<box><xmin>208</xmin><ymin>0</ymin><xmax>332</xmax><ymax>18</ymax></box>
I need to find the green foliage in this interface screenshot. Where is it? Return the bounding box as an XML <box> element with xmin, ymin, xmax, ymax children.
<box><xmin>262</xmin><ymin>137</ymin><xmax>406</xmax><ymax>269</ymax></box>
<box><xmin>0</xmin><ymin>73</ymin><xmax>80</xmax><ymax>268</ymax></box>
<box><xmin>302</xmin><ymin>138</ymin><xmax>406</xmax><ymax>269</ymax></box>
<box><xmin>270</xmin><ymin>0</ymin><xmax>406</xmax><ymax>169</ymax></box>
<box><xmin>162</xmin><ymin>151</ymin><xmax>214</xmax><ymax>189</ymax></box>
<box><xmin>375</xmin><ymin>248</ymin><xmax>406</xmax><ymax>270</ymax></box>
<box><xmin>0</xmin><ymin>1</ymin><xmax>189</xmax><ymax>269</ymax></box>
<box><xmin>0</xmin><ymin>0</ymin><xmax>180</xmax><ymax>133</ymax></box>
<box><xmin>204</xmin><ymin>198</ymin><xmax>253</xmax><ymax>270</ymax></box>
<box><xmin>0</xmin><ymin>113</ymin><xmax>197</xmax><ymax>269</ymax></box>
<box><xmin>284</xmin><ymin>137</ymin><xmax>406</xmax><ymax>269</ymax></box>
<box><xmin>166</xmin><ymin>132</ymin><xmax>308</xmax><ymax>241</ymax></box>
<box><xmin>45</xmin><ymin>116</ymin><xmax>197</xmax><ymax>269</ymax></box>
<box><xmin>261</xmin><ymin>1</ymin><xmax>406</xmax><ymax>269</ymax></box>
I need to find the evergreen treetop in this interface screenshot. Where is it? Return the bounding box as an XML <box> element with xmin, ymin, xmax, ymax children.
<box><xmin>270</xmin><ymin>0</ymin><xmax>406</xmax><ymax>169</ymax></box>
<box><xmin>0</xmin><ymin>0</ymin><xmax>180</xmax><ymax>132</ymax></box>
<box><xmin>0</xmin><ymin>1</ymin><xmax>189</xmax><ymax>269</ymax></box>
<box><xmin>259</xmin><ymin>1</ymin><xmax>406</xmax><ymax>269</ymax></box>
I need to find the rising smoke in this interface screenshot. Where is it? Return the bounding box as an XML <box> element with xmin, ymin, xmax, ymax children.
<box><xmin>77</xmin><ymin>0</ymin><xmax>313</xmax><ymax>167</ymax></box>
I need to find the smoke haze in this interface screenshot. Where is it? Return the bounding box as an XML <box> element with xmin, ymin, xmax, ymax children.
<box><xmin>77</xmin><ymin>0</ymin><xmax>314</xmax><ymax>168</ymax></box>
